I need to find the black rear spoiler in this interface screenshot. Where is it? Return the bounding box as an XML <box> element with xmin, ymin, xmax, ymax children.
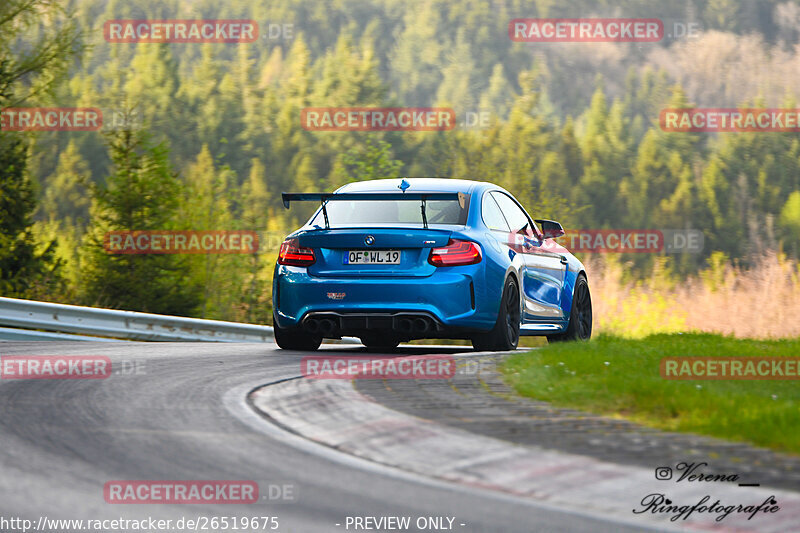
<box><xmin>281</xmin><ymin>191</ymin><xmax>466</xmax><ymax>229</ymax></box>
<box><xmin>281</xmin><ymin>192</ymin><xmax>463</xmax><ymax>208</ymax></box>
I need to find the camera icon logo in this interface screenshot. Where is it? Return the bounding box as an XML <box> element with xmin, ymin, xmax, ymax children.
<box><xmin>655</xmin><ymin>467</ymin><xmax>673</xmax><ymax>480</ymax></box>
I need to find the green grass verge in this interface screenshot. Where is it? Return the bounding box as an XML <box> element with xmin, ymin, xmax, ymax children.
<box><xmin>501</xmin><ymin>333</ymin><xmax>800</xmax><ymax>455</ymax></box>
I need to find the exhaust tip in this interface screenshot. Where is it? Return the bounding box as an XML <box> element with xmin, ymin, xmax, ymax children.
<box><xmin>397</xmin><ymin>318</ymin><xmax>413</xmax><ymax>333</ymax></box>
<box><xmin>412</xmin><ymin>317</ymin><xmax>430</xmax><ymax>333</ymax></box>
<box><xmin>304</xmin><ymin>318</ymin><xmax>320</xmax><ymax>333</ymax></box>
<box><xmin>319</xmin><ymin>318</ymin><xmax>337</xmax><ymax>335</ymax></box>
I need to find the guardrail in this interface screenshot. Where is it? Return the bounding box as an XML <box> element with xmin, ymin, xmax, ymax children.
<box><xmin>0</xmin><ymin>326</ymin><xmax>124</xmax><ymax>342</ymax></box>
<box><xmin>0</xmin><ymin>297</ymin><xmax>274</xmax><ymax>342</ymax></box>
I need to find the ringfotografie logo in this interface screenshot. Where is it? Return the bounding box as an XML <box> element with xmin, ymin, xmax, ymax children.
<box><xmin>635</xmin><ymin>462</ymin><xmax>778</xmax><ymax>523</ymax></box>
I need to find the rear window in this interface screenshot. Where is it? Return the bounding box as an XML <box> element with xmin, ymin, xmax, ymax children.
<box><xmin>309</xmin><ymin>197</ymin><xmax>469</xmax><ymax>228</ymax></box>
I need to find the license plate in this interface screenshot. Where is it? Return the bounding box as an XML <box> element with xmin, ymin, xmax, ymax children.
<box><xmin>344</xmin><ymin>250</ymin><xmax>401</xmax><ymax>265</ymax></box>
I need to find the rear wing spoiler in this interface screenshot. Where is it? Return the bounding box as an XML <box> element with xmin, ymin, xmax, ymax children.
<box><xmin>281</xmin><ymin>191</ymin><xmax>467</xmax><ymax>229</ymax></box>
<box><xmin>281</xmin><ymin>192</ymin><xmax>464</xmax><ymax>208</ymax></box>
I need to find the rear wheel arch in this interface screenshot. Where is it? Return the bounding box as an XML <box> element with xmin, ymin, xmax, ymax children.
<box><xmin>506</xmin><ymin>270</ymin><xmax>521</xmax><ymax>311</ymax></box>
<box><xmin>472</xmin><ymin>274</ymin><xmax>521</xmax><ymax>351</ymax></box>
<box><xmin>505</xmin><ymin>270</ymin><xmax>519</xmax><ymax>291</ymax></box>
<box><xmin>494</xmin><ymin>269</ymin><xmax>520</xmax><ymax>317</ymax></box>
<box><xmin>549</xmin><ymin>272</ymin><xmax>592</xmax><ymax>343</ymax></box>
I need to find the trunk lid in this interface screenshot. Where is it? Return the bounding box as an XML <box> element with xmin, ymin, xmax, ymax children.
<box><xmin>299</xmin><ymin>227</ymin><xmax>451</xmax><ymax>278</ymax></box>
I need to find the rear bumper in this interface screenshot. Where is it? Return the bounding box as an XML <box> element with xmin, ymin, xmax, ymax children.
<box><xmin>273</xmin><ymin>265</ymin><xmax>494</xmax><ymax>333</ymax></box>
<box><xmin>301</xmin><ymin>311</ymin><xmax>444</xmax><ymax>338</ymax></box>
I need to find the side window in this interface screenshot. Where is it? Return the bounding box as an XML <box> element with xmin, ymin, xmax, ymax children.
<box><xmin>491</xmin><ymin>192</ymin><xmax>532</xmax><ymax>235</ymax></box>
<box><xmin>481</xmin><ymin>193</ymin><xmax>511</xmax><ymax>232</ymax></box>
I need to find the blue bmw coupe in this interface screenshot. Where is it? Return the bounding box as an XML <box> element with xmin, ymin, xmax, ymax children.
<box><xmin>273</xmin><ymin>178</ymin><xmax>592</xmax><ymax>351</ymax></box>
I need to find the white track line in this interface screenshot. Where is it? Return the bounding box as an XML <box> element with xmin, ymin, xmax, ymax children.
<box><xmin>248</xmin><ymin>373</ymin><xmax>800</xmax><ymax>533</ymax></box>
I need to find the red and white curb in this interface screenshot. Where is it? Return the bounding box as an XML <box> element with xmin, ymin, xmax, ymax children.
<box><xmin>250</xmin><ymin>375</ymin><xmax>800</xmax><ymax>533</ymax></box>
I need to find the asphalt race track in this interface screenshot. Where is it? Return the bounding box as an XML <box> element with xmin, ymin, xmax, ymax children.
<box><xmin>0</xmin><ymin>342</ymin><xmax>653</xmax><ymax>533</ymax></box>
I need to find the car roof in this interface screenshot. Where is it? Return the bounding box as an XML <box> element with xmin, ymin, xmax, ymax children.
<box><xmin>336</xmin><ymin>178</ymin><xmax>490</xmax><ymax>195</ymax></box>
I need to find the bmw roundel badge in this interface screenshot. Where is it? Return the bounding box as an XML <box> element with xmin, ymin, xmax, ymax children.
<box><xmin>365</xmin><ymin>235</ymin><xmax>375</xmax><ymax>246</ymax></box>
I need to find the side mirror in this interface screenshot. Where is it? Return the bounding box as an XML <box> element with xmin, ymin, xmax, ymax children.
<box><xmin>535</xmin><ymin>219</ymin><xmax>565</xmax><ymax>240</ymax></box>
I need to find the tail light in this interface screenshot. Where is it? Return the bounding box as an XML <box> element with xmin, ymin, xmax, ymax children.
<box><xmin>278</xmin><ymin>238</ymin><xmax>316</xmax><ymax>266</ymax></box>
<box><xmin>428</xmin><ymin>239</ymin><xmax>482</xmax><ymax>267</ymax></box>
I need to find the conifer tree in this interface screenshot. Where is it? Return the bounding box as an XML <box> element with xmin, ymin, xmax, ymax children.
<box><xmin>80</xmin><ymin>129</ymin><xmax>201</xmax><ymax>314</ymax></box>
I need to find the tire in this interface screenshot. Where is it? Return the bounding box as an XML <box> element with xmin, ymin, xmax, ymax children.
<box><xmin>547</xmin><ymin>274</ymin><xmax>592</xmax><ymax>343</ymax></box>
<box><xmin>274</xmin><ymin>315</ymin><xmax>322</xmax><ymax>351</ymax></box>
<box><xmin>472</xmin><ymin>276</ymin><xmax>521</xmax><ymax>351</ymax></box>
<box><xmin>360</xmin><ymin>334</ymin><xmax>401</xmax><ymax>351</ymax></box>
